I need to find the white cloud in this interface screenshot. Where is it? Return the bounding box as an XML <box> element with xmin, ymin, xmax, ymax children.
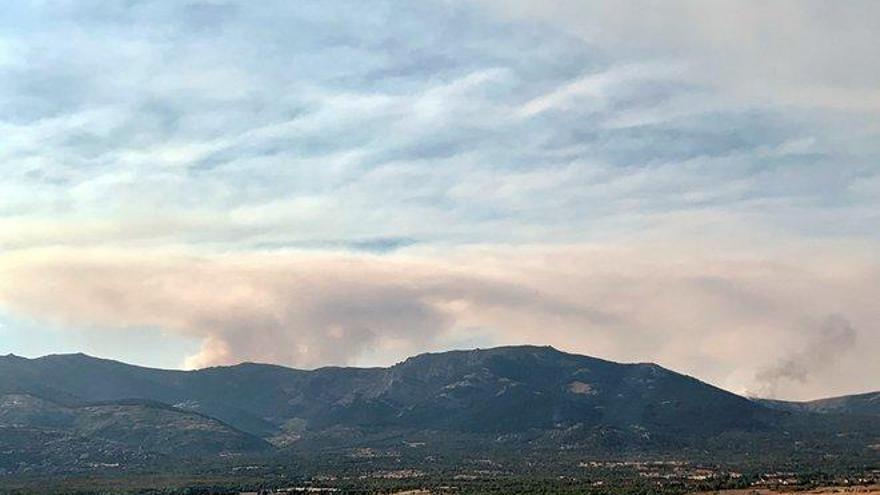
<box><xmin>481</xmin><ymin>0</ymin><xmax>880</xmax><ymax>111</ymax></box>
<box><xmin>519</xmin><ymin>63</ymin><xmax>682</xmax><ymax>117</ymax></box>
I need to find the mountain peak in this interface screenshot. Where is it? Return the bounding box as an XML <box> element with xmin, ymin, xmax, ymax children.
<box><xmin>397</xmin><ymin>344</ymin><xmax>567</xmax><ymax>364</ymax></box>
<box><xmin>29</xmin><ymin>351</ymin><xmax>97</xmax><ymax>362</ymax></box>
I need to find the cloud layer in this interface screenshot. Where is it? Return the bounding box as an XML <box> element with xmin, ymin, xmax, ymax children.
<box><xmin>2</xmin><ymin>0</ymin><xmax>879</xmax><ymax>252</ymax></box>
<box><xmin>1</xmin><ymin>243</ymin><xmax>877</xmax><ymax>400</ymax></box>
<box><xmin>486</xmin><ymin>0</ymin><xmax>880</xmax><ymax>110</ymax></box>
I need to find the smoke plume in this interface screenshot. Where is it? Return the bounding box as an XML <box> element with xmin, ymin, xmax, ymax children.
<box><xmin>752</xmin><ymin>315</ymin><xmax>858</xmax><ymax>398</ymax></box>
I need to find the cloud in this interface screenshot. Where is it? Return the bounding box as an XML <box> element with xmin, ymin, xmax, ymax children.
<box><xmin>1</xmin><ymin>0</ymin><xmax>878</xmax><ymax>255</ymax></box>
<box><xmin>481</xmin><ymin>0</ymin><xmax>880</xmax><ymax>111</ymax></box>
<box><xmin>1</xmin><ymin>1</ymin><xmax>879</xmax><ymax>403</ymax></box>
<box><xmin>518</xmin><ymin>62</ymin><xmax>683</xmax><ymax>117</ymax></box>
<box><xmin>0</xmin><ymin>247</ymin><xmax>613</xmax><ymax>370</ymax></box>
<box><xmin>0</xmin><ymin>242</ymin><xmax>877</xmax><ymax>400</ymax></box>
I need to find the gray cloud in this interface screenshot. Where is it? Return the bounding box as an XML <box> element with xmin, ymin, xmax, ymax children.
<box><xmin>752</xmin><ymin>315</ymin><xmax>859</xmax><ymax>399</ymax></box>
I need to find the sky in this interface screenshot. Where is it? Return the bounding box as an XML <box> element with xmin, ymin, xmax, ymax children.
<box><xmin>0</xmin><ymin>0</ymin><xmax>878</xmax><ymax>401</ymax></box>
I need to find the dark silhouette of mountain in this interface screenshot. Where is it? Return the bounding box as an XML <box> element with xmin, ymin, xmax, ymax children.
<box><xmin>0</xmin><ymin>393</ymin><xmax>269</xmax><ymax>476</ymax></box>
<box><xmin>1</xmin><ymin>346</ymin><xmax>878</xmax><ymax>478</ymax></box>
<box><xmin>1</xmin><ymin>346</ymin><xmax>769</xmax><ymax>439</ymax></box>
<box><xmin>755</xmin><ymin>391</ymin><xmax>880</xmax><ymax>416</ymax></box>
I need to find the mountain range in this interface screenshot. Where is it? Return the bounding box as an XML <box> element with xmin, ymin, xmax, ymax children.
<box><xmin>1</xmin><ymin>346</ymin><xmax>878</xmax><ymax>478</ymax></box>
<box><xmin>755</xmin><ymin>391</ymin><xmax>880</xmax><ymax>416</ymax></box>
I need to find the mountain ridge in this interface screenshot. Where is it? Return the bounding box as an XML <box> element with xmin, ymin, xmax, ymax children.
<box><xmin>2</xmin><ymin>345</ymin><xmax>879</xmax><ymax>478</ymax></box>
<box><xmin>2</xmin><ymin>346</ymin><xmax>877</xmax><ymax>416</ymax></box>
<box><xmin>1</xmin><ymin>345</ymin><xmax>769</xmax><ymax>436</ymax></box>
<box><xmin>755</xmin><ymin>390</ymin><xmax>880</xmax><ymax>417</ymax></box>
<box><xmin>5</xmin><ymin>346</ymin><xmax>874</xmax><ymax>405</ymax></box>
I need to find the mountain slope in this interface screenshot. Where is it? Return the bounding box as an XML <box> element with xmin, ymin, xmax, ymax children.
<box><xmin>756</xmin><ymin>391</ymin><xmax>880</xmax><ymax>416</ymax></box>
<box><xmin>0</xmin><ymin>352</ymin><xmax>299</xmax><ymax>437</ymax></box>
<box><xmin>0</xmin><ymin>393</ymin><xmax>269</xmax><ymax>475</ymax></box>
<box><xmin>1</xmin><ymin>346</ymin><xmax>879</xmax><ymax>480</ymax></box>
<box><xmin>348</xmin><ymin>346</ymin><xmax>770</xmax><ymax>436</ymax></box>
<box><xmin>0</xmin><ymin>346</ymin><xmax>772</xmax><ymax>440</ymax></box>
<box><xmin>0</xmin><ymin>394</ymin><xmax>269</xmax><ymax>454</ymax></box>
<box><xmin>1</xmin><ymin>346</ymin><xmax>878</xmax><ymax>469</ymax></box>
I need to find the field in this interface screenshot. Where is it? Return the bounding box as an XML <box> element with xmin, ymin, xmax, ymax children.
<box><xmin>694</xmin><ymin>485</ymin><xmax>880</xmax><ymax>495</ymax></box>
